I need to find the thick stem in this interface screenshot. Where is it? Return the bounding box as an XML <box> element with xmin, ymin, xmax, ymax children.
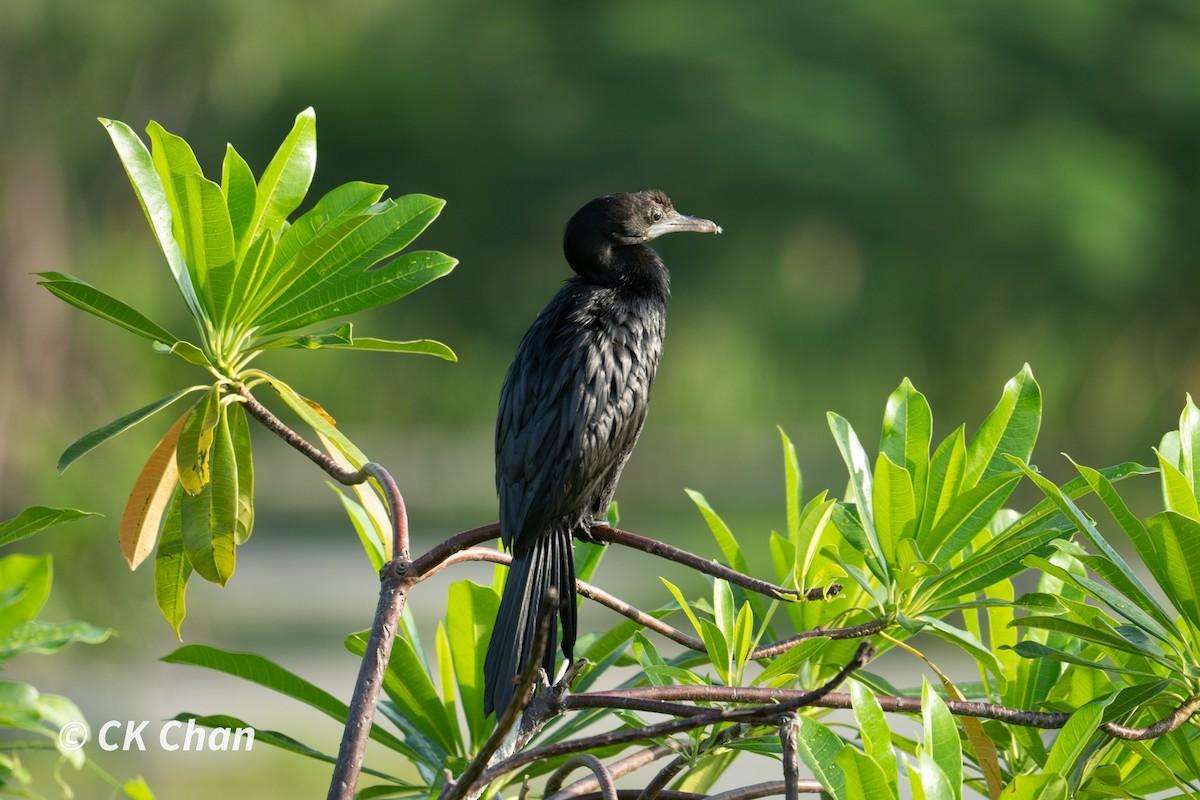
<box><xmin>327</xmin><ymin>563</ymin><xmax>411</xmax><ymax>800</ymax></box>
<box><xmin>779</xmin><ymin>714</ymin><xmax>800</xmax><ymax>800</ymax></box>
<box><xmin>545</xmin><ymin>756</ymin><xmax>618</xmax><ymax>800</ymax></box>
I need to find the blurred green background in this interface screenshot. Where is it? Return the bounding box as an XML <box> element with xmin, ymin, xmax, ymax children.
<box><xmin>2</xmin><ymin>0</ymin><xmax>1199</xmax><ymax>795</ymax></box>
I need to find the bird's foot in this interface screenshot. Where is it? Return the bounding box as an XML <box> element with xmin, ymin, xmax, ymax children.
<box><xmin>574</xmin><ymin>521</ymin><xmax>608</xmax><ymax>544</ymax></box>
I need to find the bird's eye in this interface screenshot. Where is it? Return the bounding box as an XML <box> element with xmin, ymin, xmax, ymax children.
<box><xmin>650</xmin><ymin>208</ymin><xmax>663</xmax><ymax>223</ymax></box>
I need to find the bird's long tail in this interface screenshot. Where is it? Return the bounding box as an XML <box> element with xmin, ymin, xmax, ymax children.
<box><xmin>483</xmin><ymin>530</ymin><xmax>577</xmax><ymax>716</ymax></box>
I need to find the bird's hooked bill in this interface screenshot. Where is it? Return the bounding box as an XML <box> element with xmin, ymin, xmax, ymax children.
<box><xmin>646</xmin><ymin>210</ymin><xmax>722</xmax><ymax>239</ymax></box>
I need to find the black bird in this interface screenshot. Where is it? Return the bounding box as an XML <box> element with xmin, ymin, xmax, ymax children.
<box><xmin>483</xmin><ymin>190</ymin><xmax>721</xmax><ymax>716</ymax></box>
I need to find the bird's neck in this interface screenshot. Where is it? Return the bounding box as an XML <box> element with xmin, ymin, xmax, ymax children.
<box><xmin>575</xmin><ymin>242</ymin><xmax>670</xmax><ymax>301</ymax></box>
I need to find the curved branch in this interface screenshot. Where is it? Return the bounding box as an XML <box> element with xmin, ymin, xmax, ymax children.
<box><xmin>546</xmin><ymin>746</ymin><xmax>677</xmax><ymax>800</ymax></box>
<box><xmin>545</xmin><ymin>756</ymin><xmax>617</xmax><ymax>800</ymax></box>
<box><xmin>589</xmin><ymin>526</ymin><xmax>838</xmax><ymax>602</ymax></box>
<box><xmin>467</xmin><ymin>643</ymin><xmax>872</xmax><ymax>795</ymax></box>
<box><xmin>709</xmin><ymin>781</ymin><xmax>826</xmax><ymax>800</ymax></box>
<box><xmin>411</xmin><ymin>546</ymin><xmax>885</xmax><ymax>658</ymax></box>
<box><xmin>237</xmin><ymin>387</ymin><xmax>409</xmax><ymax>556</ymax></box>
<box><xmin>1101</xmin><ymin>694</ymin><xmax>1200</xmax><ymax>741</ymax></box>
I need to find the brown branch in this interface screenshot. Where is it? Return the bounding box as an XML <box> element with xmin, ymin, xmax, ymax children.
<box><xmin>237</xmin><ymin>387</ymin><xmax>409</xmax><ymax>556</ymax></box>
<box><xmin>545</xmin><ymin>756</ymin><xmax>617</xmax><ymax>800</ymax></box>
<box><xmin>1101</xmin><ymin>694</ymin><xmax>1200</xmax><ymax>741</ymax></box>
<box><xmin>709</xmin><ymin>781</ymin><xmax>826</xmax><ymax>800</ymax></box>
<box><xmin>578</xmin><ymin>687</ymin><xmax>1200</xmax><ymax>740</ymax></box>
<box><xmin>327</xmin><ymin>563</ymin><xmax>410</xmax><ymax>800</ymax></box>
<box><xmin>779</xmin><ymin>714</ymin><xmax>800</xmax><ymax>800</ymax></box>
<box><xmin>465</xmin><ymin>643</ymin><xmax>872</xmax><ymax>795</ymax></box>
<box><xmin>546</xmin><ymin>746</ymin><xmax>677</xmax><ymax>800</ymax></box>
<box><xmin>588</xmin><ymin>526</ymin><xmax>837</xmax><ymax>602</ymax></box>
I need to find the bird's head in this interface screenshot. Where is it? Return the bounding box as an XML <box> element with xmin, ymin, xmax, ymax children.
<box><xmin>564</xmin><ymin>190</ymin><xmax>721</xmax><ymax>281</ymax></box>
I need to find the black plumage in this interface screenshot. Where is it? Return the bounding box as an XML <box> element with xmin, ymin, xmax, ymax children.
<box><xmin>483</xmin><ymin>191</ymin><xmax>721</xmax><ymax>716</ymax></box>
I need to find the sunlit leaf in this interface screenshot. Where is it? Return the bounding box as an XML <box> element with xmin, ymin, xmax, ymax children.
<box><xmin>221</xmin><ymin>143</ymin><xmax>257</xmax><ymax>258</ymax></box>
<box><xmin>0</xmin><ymin>555</ymin><xmax>52</xmax><ymax>635</ymax></box>
<box><xmin>58</xmin><ymin>386</ymin><xmax>206</xmax><ymax>476</ymax></box>
<box><xmin>179</xmin><ymin>405</ymin><xmax>237</xmax><ymax>586</ymax></box>
<box><xmin>176</xmin><ymin>387</ymin><xmax>221</xmax><ymax>495</ymax></box>
<box><xmin>0</xmin><ymin>620</ymin><xmax>113</xmax><ymax>660</ymax></box>
<box><xmin>37</xmin><ymin>272</ymin><xmax>179</xmax><ymax>345</ymax></box>
<box><xmin>154</xmin><ymin>490</ymin><xmax>190</xmax><ymax>638</ymax></box>
<box><xmin>248</xmin><ymin>108</ymin><xmax>317</xmax><ymax>244</ymax></box>
<box><xmin>99</xmin><ymin>118</ymin><xmax>204</xmax><ymax>321</ymax></box>
<box><xmin>881</xmin><ymin>378</ymin><xmax>932</xmax><ymax>522</ymax></box>
<box><xmin>964</xmin><ymin>364</ymin><xmax>1040</xmax><ymax>486</ymax></box>
<box><xmin>0</xmin><ymin>506</ymin><xmax>98</xmax><ymax>549</ymax></box>
<box><xmin>1044</xmin><ymin>694</ymin><xmax>1115</xmax><ymax>775</ymax></box>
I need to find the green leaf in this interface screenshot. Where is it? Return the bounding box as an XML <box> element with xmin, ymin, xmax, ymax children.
<box><xmin>318</xmin><ymin>336</ymin><xmax>458</xmax><ymax>361</ymax></box>
<box><xmin>873</xmin><ymin>453</ymin><xmax>916</xmax><ymax>568</ymax></box>
<box><xmin>1154</xmin><ymin>448</ymin><xmax>1200</xmax><ymax>520</ymax></box>
<box><xmin>154</xmin><ymin>490</ymin><xmax>190</xmax><ymax>638</ymax></box>
<box><xmin>0</xmin><ymin>620</ymin><xmax>112</xmax><ymax>660</ymax></box>
<box><xmin>922</xmin><ymin>471</ymin><xmax>1022</xmax><ymax>565</ymax></box>
<box><xmin>0</xmin><ymin>555</ymin><xmax>52</xmax><ymax>635</ymax></box>
<box><xmin>446</xmin><ymin>580</ymin><xmax>499</xmax><ymax>748</ymax></box>
<box><xmin>169</xmin><ymin>712</ymin><xmax>412</xmax><ymax>787</ymax></box>
<box><xmin>1179</xmin><ymin>394</ymin><xmax>1200</xmax><ymax>499</ymax></box>
<box><xmin>329</xmin><ymin>485</ymin><xmax>385</xmax><ymax>572</ymax></box>
<box><xmin>162</xmin><ymin>644</ymin><xmax>410</xmax><ymax>757</ymax></box>
<box><xmin>829</xmin><ymin>412</ymin><xmax>888</xmax><ymax>581</ymax></box>
<box><xmin>176</xmin><ymin>387</ymin><xmax>221</xmax><ymax>495</ymax></box>
<box><xmin>922</xmin><ymin>679</ymin><xmax>962</xmax><ymax>800</ymax></box>
<box><xmin>837</xmin><ymin>746</ymin><xmax>897</xmax><ymax>800</ymax></box>
<box><xmin>999</xmin><ymin>774</ymin><xmax>1068</xmax><ymax>800</ymax></box>
<box><xmin>238</xmin><ymin>181</ymin><xmax>386</xmax><ymax>324</ymax></box>
<box><xmin>264</xmin><ymin>377</ymin><xmax>370</xmax><ymax>466</ymax></box>
<box><xmin>780</xmin><ymin>427</ymin><xmax>804</xmax><ymax>539</ymax></box>
<box><xmin>851</xmin><ymin>679</ymin><xmax>899</xmax><ymax>799</ymax></box>
<box><xmin>257</xmin><ymin>250</ymin><xmax>457</xmax><ymax>336</ymax></box>
<box><xmin>221</xmin><ymin>143</ymin><xmax>257</xmax><ymax>257</ymax></box>
<box><xmin>182</xmin><ymin>172</ymin><xmax>237</xmax><ymax>324</ymax></box>
<box><xmin>925</xmin><ymin>522</ymin><xmax>1069</xmax><ymax>602</ymax></box>
<box><xmin>348</xmin><ymin>631</ymin><xmax>457</xmax><ymax>758</ymax></box>
<box><xmin>1044</xmin><ymin>693</ymin><xmax>1116</xmax><ymax>775</ymax></box>
<box><xmin>919</xmin><ymin>426</ymin><xmax>967</xmax><ymax>539</ymax></box>
<box><xmin>248</xmin><ymin>108</ymin><xmax>317</xmax><ymax>244</ymax></box>
<box><xmin>155</xmin><ymin>339</ymin><xmax>212</xmax><ymax>366</ymax></box>
<box><xmin>99</xmin><ymin>117</ymin><xmax>204</xmax><ymax>321</ymax></box>
<box><xmin>1010</xmin><ymin>615</ymin><xmax>1171</xmax><ymax>664</ymax></box>
<box><xmin>180</xmin><ymin>405</ymin><xmax>237</xmax><ymax>586</ymax></box>
<box><xmin>965</xmin><ymin>364</ymin><xmax>1041</xmax><ymax>486</ymax></box>
<box><xmin>255</xmin><ymin>193</ymin><xmax>447</xmax><ymax>327</ymax></box>
<box><xmin>229</xmin><ymin>404</ymin><xmax>254</xmax><ymax>545</ymax></box>
<box><xmin>793</xmin><ymin>717</ymin><xmax>847</xmax><ymax>799</ymax></box>
<box><xmin>752</xmin><ymin>638</ymin><xmax>829</xmax><ymax>687</ymax></box>
<box><xmin>698</xmin><ymin>619</ymin><xmax>731</xmax><ymax>683</ymax></box>
<box><xmin>58</xmin><ymin>385</ymin><xmax>207</xmax><ymax>474</ymax></box>
<box><xmin>0</xmin><ymin>507</ymin><xmax>98</xmax><ymax>549</ymax></box>
<box><xmin>228</xmin><ymin>231</ymin><xmax>276</xmax><ymax>325</ymax></box>
<box><xmin>1146</xmin><ymin>510</ymin><xmax>1200</xmax><ymax>634</ymax></box>
<box><xmin>881</xmin><ymin>378</ymin><xmax>932</xmax><ymax>525</ymax></box>
<box><xmin>255</xmin><ymin>322</ymin><xmax>354</xmax><ymax>351</ymax></box>
<box><xmin>660</xmin><ymin>577</ymin><xmax>704</xmax><ymax>638</ymax></box>
<box><xmin>1013</xmin><ymin>458</ymin><xmax>1183</xmax><ymax>643</ymax></box>
<box><xmin>921</xmin><ymin>616</ymin><xmax>1007</xmax><ymax>693</ymax></box>
<box><xmin>37</xmin><ymin>272</ymin><xmax>179</xmax><ymax>345</ymax></box>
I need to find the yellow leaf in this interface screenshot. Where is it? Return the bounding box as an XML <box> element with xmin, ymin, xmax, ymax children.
<box><xmin>120</xmin><ymin>411</ymin><xmax>189</xmax><ymax>569</ymax></box>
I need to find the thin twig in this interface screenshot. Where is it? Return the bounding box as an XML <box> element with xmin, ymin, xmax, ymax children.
<box><xmin>545</xmin><ymin>755</ymin><xmax>618</xmax><ymax>800</ymax></box>
<box><xmin>442</xmin><ymin>588</ymin><xmax>558</xmax><ymax>800</ymax></box>
<box><xmin>546</xmin><ymin>746</ymin><xmax>677</xmax><ymax>800</ymax></box>
<box><xmin>709</xmin><ymin>781</ymin><xmax>826</xmax><ymax>800</ymax></box>
<box><xmin>588</xmin><ymin>526</ymin><xmax>838</xmax><ymax>602</ymax></box>
<box><xmin>579</xmin><ymin>688</ymin><xmax>1200</xmax><ymax>740</ymax></box>
<box><xmin>639</xmin><ymin>723</ymin><xmax>752</xmax><ymax>800</ymax></box>
<box><xmin>467</xmin><ymin>643</ymin><xmax>872</xmax><ymax>794</ymax></box>
<box><xmin>412</xmin><ymin>545</ymin><xmax>882</xmax><ymax>657</ymax></box>
<box><xmin>779</xmin><ymin>714</ymin><xmax>800</xmax><ymax>800</ymax></box>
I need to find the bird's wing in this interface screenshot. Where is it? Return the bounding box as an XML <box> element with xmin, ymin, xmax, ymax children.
<box><xmin>496</xmin><ymin>288</ymin><xmax>587</xmax><ymax>552</ymax></box>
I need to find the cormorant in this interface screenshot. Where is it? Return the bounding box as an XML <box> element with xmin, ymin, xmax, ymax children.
<box><xmin>483</xmin><ymin>190</ymin><xmax>721</xmax><ymax>716</ymax></box>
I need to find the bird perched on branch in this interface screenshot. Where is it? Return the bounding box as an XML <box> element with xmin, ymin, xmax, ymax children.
<box><xmin>483</xmin><ymin>190</ymin><xmax>721</xmax><ymax>716</ymax></box>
